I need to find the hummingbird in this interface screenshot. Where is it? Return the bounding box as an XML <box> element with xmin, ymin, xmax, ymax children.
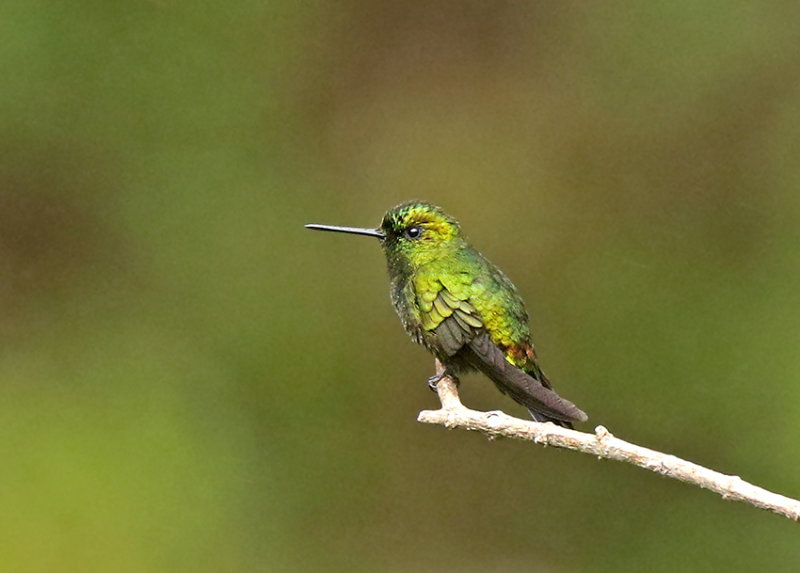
<box><xmin>306</xmin><ymin>201</ymin><xmax>587</xmax><ymax>427</ymax></box>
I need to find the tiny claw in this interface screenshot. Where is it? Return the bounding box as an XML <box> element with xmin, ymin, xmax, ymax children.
<box><xmin>427</xmin><ymin>373</ymin><xmax>444</xmax><ymax>391</ymax></box>
<box><xmin>427</xmin><ymin>372</ymin><xmax>459</xmax><ymax>391</ymax></box>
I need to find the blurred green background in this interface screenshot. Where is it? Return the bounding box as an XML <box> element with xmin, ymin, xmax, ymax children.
<box><xmin>3</xmin><ymin>2</ymin><xmax>800</xmax><ymax>571</ymax></box>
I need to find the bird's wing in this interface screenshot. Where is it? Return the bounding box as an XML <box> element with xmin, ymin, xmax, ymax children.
<box><xmin>415</xmin><ymin>277</ymin><xmax>483</xmax><ymax>356</ymax></box>
<box><xmin>466</xmin><ymin>333</ymin><xmax>588</xmax><ymax>423</ymax></box>
<box><xmin>417</xmin><ymin>276</ymin><xmax>587</xmax><ymax>424</ymax></box>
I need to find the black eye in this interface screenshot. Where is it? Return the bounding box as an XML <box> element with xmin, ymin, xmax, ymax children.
<box><xmin>404</xmin><ymin>226</ymin><xmax>423</xmax><ymax>239</ymax></box>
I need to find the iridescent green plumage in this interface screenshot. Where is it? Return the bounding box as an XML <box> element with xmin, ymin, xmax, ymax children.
<box><xmin>307</xmin><ymin>201</ymin><xmax>587</xmax><ymax>426</ymax></box>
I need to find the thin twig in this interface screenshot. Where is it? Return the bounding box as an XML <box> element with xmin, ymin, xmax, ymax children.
<box><xmin>417</xmin><ymin>361</ymin><xmax>800</xmax><ymax>523</ymax></box>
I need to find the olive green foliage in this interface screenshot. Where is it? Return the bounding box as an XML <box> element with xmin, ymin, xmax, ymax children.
<box><xmin>2</xmin><ymin>2</ymin><xmax>800</xmax><ymax>571</ymax></box>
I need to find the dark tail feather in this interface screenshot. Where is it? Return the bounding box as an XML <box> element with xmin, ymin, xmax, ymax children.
<box><xmin>530</xmin><ymin>409</ymin><xmax>574</xmax><ymax>429</ymax></box>
<box><xmin>464</xmin><ymin>334</ymin><xmax>588</xmax><ymax>425</ymax></box>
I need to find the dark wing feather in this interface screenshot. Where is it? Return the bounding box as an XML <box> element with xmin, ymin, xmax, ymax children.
<box><xmin>436</xmin><ymin>315</ymin><xmax>468</xmax><ymax>355</ymax></box>
<box><xmin>464</xmin><ymin>333</ymin><xmax>588</xmax><ymax>424</ymax></box>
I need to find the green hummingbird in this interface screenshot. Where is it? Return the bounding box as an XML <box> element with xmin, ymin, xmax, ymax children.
<box><xmin>306</xmin><ymin>201</ymin><xmax>587</xmax><ymax>427</ymax></box>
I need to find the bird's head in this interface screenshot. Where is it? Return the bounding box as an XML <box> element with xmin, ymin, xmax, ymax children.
<box><xmin>378</xmin><ymin>201</ymin><xmax>463</xmax><ymax>269</ymax></box>
<box><xmin>305</xmin><ymin>201</ymin><xmax>464</xmax><ymax>275</ymax></box>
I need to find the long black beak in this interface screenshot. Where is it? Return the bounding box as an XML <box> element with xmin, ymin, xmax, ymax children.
<box><xmin>305</xmin><ymin>224</ymin><xmax>384</xmax><ymax>239</ymax></box>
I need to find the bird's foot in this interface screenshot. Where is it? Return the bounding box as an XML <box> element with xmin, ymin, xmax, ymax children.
<box><xmin>427</xmin><ymin>372</ymin><xmax>460</xmax><ymax>392</ymax></box>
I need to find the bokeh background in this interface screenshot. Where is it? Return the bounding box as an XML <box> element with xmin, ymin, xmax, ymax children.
<box><xmin>3</xmin><ymin>2</ymin><xmax>800</xmax><ymax>571</ymax></box>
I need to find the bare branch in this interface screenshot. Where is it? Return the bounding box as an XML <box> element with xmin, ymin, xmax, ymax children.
<box><xmin>418</xmin><ymin>362</ymin><xmax>800</xmax><ymax>523</ymax></box>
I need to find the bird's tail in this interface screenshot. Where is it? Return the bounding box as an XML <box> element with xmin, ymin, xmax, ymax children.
<box><xmin>464</xmin><ymin>334</ymin><xmax>588</xmax><ymax>426</ymax></box>
<box><xmin>529</xmin><ymin>409</ymin><xmax>574</xmax><ymax>429</ymax></box>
